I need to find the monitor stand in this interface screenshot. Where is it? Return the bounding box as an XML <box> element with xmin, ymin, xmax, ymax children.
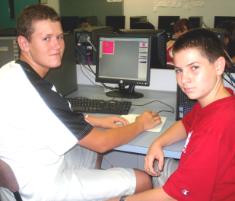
<box><xmin>106</xmin><ymin>83</ymin><xmax>144</xmax><ymax>99</ymax></box>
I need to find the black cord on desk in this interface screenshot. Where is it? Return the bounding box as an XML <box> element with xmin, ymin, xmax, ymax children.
<box><xmin>80</xmin><ymin>64</ymin><xmax>118</xmax><ymax>91</ymax></box>
<box><xmin>132</xmin><ymin>99</ymin><xmax>175</xmax><ymax>114</ymax></box>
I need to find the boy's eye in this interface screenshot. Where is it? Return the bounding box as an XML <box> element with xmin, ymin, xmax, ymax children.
<box><xmin>57</xmin><ymin>35</ymin><xmax>64</xmax><ymax>40</ymax></box>
<box><xmin>60</xmin><ymin>35</ymin><xmax>64</xmax><ymax>39</ymax></box>
<box><xmin>43</xmin><ymin>36</ymin><xmax>51</xmax><ymax>41</ymax></box>
<box><xmin>191</xmin><ymin>65</ymin><xmax>199</xmax><ymax>71</ymax></box>
<box><xmin>174</xmin><ymin>68</ymin><xmax>182</xmax><ymax>74</ymax></box>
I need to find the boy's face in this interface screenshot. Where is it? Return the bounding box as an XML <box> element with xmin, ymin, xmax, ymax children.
<box><xmin>174</xmin><ymin>48</ymin><xmax>223</xmax><ymax>105</ymax></box>
<box><xmin>20</xmin><ymin>19</ymin><xmax>65</xmax><ymax>76</ymax></box>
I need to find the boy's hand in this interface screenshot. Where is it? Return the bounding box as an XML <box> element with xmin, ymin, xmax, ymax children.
<box><xmin>144</xmin><ymin>141</ymin><xmax>165</xmax><ymax>176</ymax></box>
<box><xmin>135</xmin><ymin>111</ymin><xmax>162</xmax><ymax>131</ymax></box>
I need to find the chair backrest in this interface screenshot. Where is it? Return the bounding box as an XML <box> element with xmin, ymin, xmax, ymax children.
<box><xmin>0</xmin><ymin>159</ymin><xmax>23</xmax><ymax>201</ymax></box>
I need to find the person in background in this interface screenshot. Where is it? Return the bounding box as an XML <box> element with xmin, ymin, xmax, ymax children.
<box><xmin>0</xmin><ymin>4</ymin><xmax>161</xmax><ymax>201</ymax></box>
<box><xmin>110</xmin><ymin>28</ymin><xmax>235</xmax><ymax>201</ymax></box>
<box><xmin>221</xmin><ymin>21</ymin><xmax>235</xmax><ymax>63</ymax></box>
<box><xmin>166</xmin><ymin>18</ymin><xmax>191</xmax><ymax>66</ymax></box>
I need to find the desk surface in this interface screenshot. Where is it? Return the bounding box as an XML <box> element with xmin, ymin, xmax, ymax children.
<box><xmin>69</xmin><ymin>85</ymin><xmax>184</xmax><ymax>159</ymax></box>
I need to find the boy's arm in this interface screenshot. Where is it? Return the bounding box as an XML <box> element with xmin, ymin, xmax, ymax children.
<box><xmin>79</xmin><ymin>111</ymin><xmax>161</xmax><ymax>153</ymax></box>
<box><xmin>154</xmin><ymin>120</ymin><xmax>187</xmax><ymax>147</ymax></box>
<box><xmin>145</xmin><ymin>120</ymin><xmax>187</xmax><ymax>175</ymax></box>
<box><xmin>84</xmin><ymin>114</ymin><xmax>129</xmax><ymax>128</ymax></box>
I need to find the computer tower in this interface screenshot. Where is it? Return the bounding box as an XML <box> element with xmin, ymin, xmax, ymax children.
<box><xmin>45</xmin><ymin>32</ymin><xmax>78</xmax><ymax>96</ymax></box>
<box><xmin>176</xmin><ymin>86</ymin><xmax>197</xmax><ymax>120</ymax></box>
<box><xmin>74</xmin><ymin>26</ymin><xmax>113</xmax><ymax>65</ymax></box>
<box><xmin>0</xmin><ymin>36</ymin><xmax>19</xmax><ymax>67</ymax></box>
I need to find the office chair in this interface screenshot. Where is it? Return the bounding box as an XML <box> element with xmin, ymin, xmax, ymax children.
<box><xmin>0</xmin><ymin>159</ymin><xmax>23</xmax><ymax>201</ymax></box>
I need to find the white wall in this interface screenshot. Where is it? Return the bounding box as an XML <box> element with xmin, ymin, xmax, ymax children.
<box><xmin>76</xmin><ymin>65</ymin><xmax>177</xmax><ymax>92</ymax></box>
<box><xmin>46</xmin><ymin>0</ymin><xmax>60</xmax><ymax>13</ymax></box>
<box><xmin>123</xmin><ymin>0</ymin><xmax>235</xmax><ymax>29</ymax></box>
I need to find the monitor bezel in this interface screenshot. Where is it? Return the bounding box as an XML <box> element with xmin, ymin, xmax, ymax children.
<box><xmin>96</xmin><ymin>33</ymin><xmax>152</xmax><ymax>87</ymax></box>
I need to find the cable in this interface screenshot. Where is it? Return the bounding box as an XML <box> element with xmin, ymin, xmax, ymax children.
<box><xmin>132</xmin><ymin>99</ymin><xmax>175</xmax><ymax>114</ymax></box>
<box><xmin>79</xmin><ymin>64</ymin><xmax>118</xmax><ymax>91</ymax></box>
<box><xmin>87</xmin><ymin>36</ymin><xmax>97</xmax><ymax>52</ymax></box>
<box><xmin>80</xmin><ymin>64</ymin><xmax>96</xmax><ymax>86</ymax></box>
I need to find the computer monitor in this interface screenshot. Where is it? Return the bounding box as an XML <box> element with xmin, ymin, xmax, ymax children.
<box><xmin>214</xmin><ymin>16</ymin><xmax>235</xmax><ymax>28</ymax></box>
<box><xmin>158</xmin><ymin>16</ymin><xmax>180</xmax><ymax>38</ymax></box>
<box><xmin>131</xmin><ymin>22</ymin><xmax>155</xmax><ymax>30</ymax></box>
<box><xmin>119</xmin><ymin>29</ymin><xmax>167</xmax><ymax>69</ymax></box>
<box><xmin>130</xmin><ymin>16</ymin><xmax>147</xmax><ymax>29</ymax></box>
<box><xmin>188</xmin><ymin>16</ymin><xmax>203</xmax><ymax>29</ymax></box>
<box><xmin>60</xmin><ymin>16</ymin><xmax>80</xmax><ymax>32</ymax></box>
<box><xmin>79</xmin><ymin>16</ymin><xmax>98</xmax><ymax>26</ymax></box>
<box><xmin>96</xmin><ymin>34</ymin><xmax>151</xmax><ymax>99</ymax></box>
<box><xmin>105</xmin><ymin>16</ymin><xmax>125</xmax><ymax>32</ymax></box>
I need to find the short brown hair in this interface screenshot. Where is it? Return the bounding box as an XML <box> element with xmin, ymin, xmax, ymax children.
<box><xmin>16</xmin><ymin>4</ymin><xmax>60</xmax><ymax>40</ymax></box>
<box><xmin>173</xmin><ymin>28</ymin><xmax>225</xmax><ymax>63</ymax></box>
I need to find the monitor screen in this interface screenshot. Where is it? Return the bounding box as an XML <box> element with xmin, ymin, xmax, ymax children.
<box><xmin>130</xmin><ymin>16</ymin><xmax>147</xmax><ymax>29</ymax></box>
<box><xmin>214</xmin><ymin>16</ymin><xmax>235</xmax><ymax>28</ymax></box>
<box><xmin>96</xmin><ymin>34</ymin><xmax>151</xmax><ymax>98</ymax></box>
<box><xmin>79</xmin><ymin>16</ymin><xmax>98</xmax><ymax>26</ymax></box>
<box><xmin>119</xmin><ymin>29</ymin><xmax>167</xmax><ymax>69</ymax></box>
<box><xmin>60</xmin><ymin>16</ymin><xmax>80</xmax><ymax>32</ymax></box>
<box><xmin>105</xmin><ymin>16</ymin><xmax>125</xmax><ymax>32</ymax></box>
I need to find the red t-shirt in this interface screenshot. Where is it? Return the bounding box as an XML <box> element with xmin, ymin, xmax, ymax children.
<box><xmin>163</xmin><ymin>93</ymin><xmax>235</xmax><ymax>201</ymax></box>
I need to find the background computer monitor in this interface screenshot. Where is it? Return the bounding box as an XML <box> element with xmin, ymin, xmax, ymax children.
<box><xmin>130</xmin><ymin>16</ymin><xmax>147</xmax><ymax>29</ymax></box>
<box><xmin>130</xmin><ymin>21</ymin><xmax>155</xmax><ymax>30</ymax></box>
<box><xmin>96</xmin><ymin>34</ymin><xmax>151</xmax><ymax>98</ymax></box>
<box><xmin>214</xmin><ymin>16</ymin><xmax>235</xmax><ymax>28</ymax></box>
<box><xmin>105</xmin><ymin>16</ymin><xmax>125</xmax><ymax>32</ymax></box>
<box><xmin>119</xmin><ymin>29</ymin><xmax>167</xmax><ymax>69</ymax></box>
<box><xmin>158</xmin><ymin>16</ymin><xmax>180</xmax><ymax>39</ymax></box>
<box><xmin>188</xmin><ymin>16</ymin><xmax>203</xmax><ymax>29</ymax></box>
<box><xmin>79</xmin><ymin>16</ymin><xmax>98</xmax><ymax>27</ymax></box>
<box><xmin>60</xmin><ymin>16</ymin><xmax>80</xmax><ymax>32</ymax></box>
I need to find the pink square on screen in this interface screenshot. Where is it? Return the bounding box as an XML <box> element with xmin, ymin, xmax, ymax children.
<box><xmin>102</xmin><ymin>40</ymin><xmax>115</xmax><ymax>55</ymax></box>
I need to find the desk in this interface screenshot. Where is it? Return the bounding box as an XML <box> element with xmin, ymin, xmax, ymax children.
<box><xmin>69</xmin><ymin>85</ymin><xmax>185</xmax><ymax>159</ymax></box>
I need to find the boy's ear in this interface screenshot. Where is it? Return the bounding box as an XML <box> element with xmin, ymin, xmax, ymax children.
<box><xmin>215</xmin><ymin>56</ymin><xmax>226</xmax><ymax>75</ymax></box>
<box><xmin>17</xmin><ymin>35</ymin><xmax>30</xmax><ymax>52</ymax></box>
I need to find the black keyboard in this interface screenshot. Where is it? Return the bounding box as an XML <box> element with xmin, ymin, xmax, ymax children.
<box><xmin>67</xmin><ymin>97</ymin><xmax>132</xmax><ymax>115</ymax></box>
